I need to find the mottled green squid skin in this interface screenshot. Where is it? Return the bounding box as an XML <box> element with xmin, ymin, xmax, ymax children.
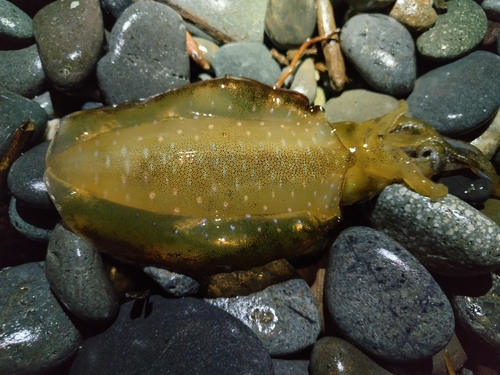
<box><xmin>45</xmin><ymin>77</ymin><xmax>353</xmax><ymax>275</ymax></box>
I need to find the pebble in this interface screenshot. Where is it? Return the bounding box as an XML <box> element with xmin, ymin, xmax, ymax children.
<box><xmin>272</xmin><ymin>359</ymin><xmax>310</xmax><ymax>375</ymax></box>
<box><xmin>0</xmin><ymin>0</ymin><xmax>33</xmax><ymax>43</ymax></box>
<box><xmin>32</xmin><ymin>91</ymin><xmax>54</xmax><ymax>119</ymax></box>
<box><xmin>340</xmin><ymin>14</ymin><xmax>416</xmax><ymax>96</ymax></box>
<box><xmin>290</xmin><ymin>58</ymin><xmax>317</xmax><ymax>104</ymax></box>
<box><xmin>436</xmin><ymin>172</ymin><xmax>492</xmax><ymax>207</ymax></box>
<box><xmin>310</xmin><ymin>337</ymin><xmax>392</xmax><ymax>375</ymax></box>
<box><xmin>6</xmin><ymin>0</ymin><xmax>54</xmax><ymax>18</ymax></box>
<box><xmin>70</xmin><ymin>295</ymin><xmax>274</xmax><ymax>374</ymax></box>
<box><xmin>470</xmin><ymin>109</ymin><xmax>500</xmax><ymax>159</ymax></box>
<box><xmin>323</xmin><ymin>89</ymin><xmax>399</xmax><ymax>124</ymax></box>
<box><xmin>143</xmin><ymin>266</ymin><xmax>200</xmax><ymax>297</ymax></box>
<box><xmin>406</xmin><ymin>51</ymin><xmax>500</xmax><ymax>136</ymax></box>
<box><xmin>0</xmin><ymin>262</ymin><xmax>82</xmax><ymax>374</ymax></box>
<box><xmin>32</xmin><ymin>0</ymin><xmax>104</xmax><ymax>90</ymax></box>
<box><xmin>45</xmin><ymin>223</ymin><xmax>119</xmax><ymax>323</ymax></box>
<box><xmin>174</xmin><ymin>0</ymin><xmax>268</xmax><ymax>42</ymax></box>
<box><xmin>389</xmin><ymin>0</ymin><xmax>437</xmax><ymax>32</ymax></box>
<box><xmin>368</xmin><ymin>184</ymin><xmax>500</xmax><ymax>276</ymax></box>
<box><xmin>452</xmin><ymin>272</ymin><xmax>500</xmax><ymax>352</ymax></box>
<box><xmin>0</xmin><ymin>44</ymin><xmax>45</xmax><ymax>97</ymax></box>
<box><xmin>0</xmin><ymin>91</ymin><xmax>47</xmax><ymax>158</ymax></box>
<box><xmin>8</xmin><ymin>141</ymin><xmax>53</xmax><ymax>209</ymax></box>
<box><xmin>265</xmin><ymin>0</ymin><xmax>317</xmax><ymax>50</ymax></box>
<box><xmin>324</xmin><ymin>226</ymin><xmax>455</xmax><ymax>362</ymax></box>
<box><xmin>9</xmin><ymin>196</ymin><xmax>58</xmax><ymax>242</ymax></box>
<box><xmin>193</xmin><ymin>37</ymin><xmax>219</xmax><ymax>67</ymax></box>
<box><xmin>481</xmin><ymin>0</ymin><xmax>500</xmax><ymax>23</ymax></box>
<box><xmin>206</xmin><ymin>279</ymin><xmax>321</xmax><ymax>356</ymax></box>
<box><xmin>97</xmin><ymin>2</ymin><xmax>189</xmax><ymax>104</ymax></box>
<box><xmin>416</xmin><ymin>0</ymin><xmax>487</xmax><ymax>60</ymax></box>
<box><xmin>213</xmin><ymin>42</ymin><xmax>281</xmax><ymax>86</ymax></box>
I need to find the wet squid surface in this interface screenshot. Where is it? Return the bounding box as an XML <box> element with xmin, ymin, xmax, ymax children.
<box><xmin>44</xmin><ymin>77</ymin><xmax>353</xmax><ymax>275</ymax></box>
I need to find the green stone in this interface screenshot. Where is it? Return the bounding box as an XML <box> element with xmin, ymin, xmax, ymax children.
<box><xmin>416</xmin><ymin>0</ymin><xmax>487</xmax><ymax>60</ymax></box>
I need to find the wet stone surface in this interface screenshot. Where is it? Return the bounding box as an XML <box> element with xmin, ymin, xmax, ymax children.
<box><xmin>324</xmin><ymin>226</ymin><xmax>455</xmax><ymax>363</ymax></box>
<box><xmin>0</xmin><ymin>262</ymin><xmax>82</xmax><ymax>375</ymax></box>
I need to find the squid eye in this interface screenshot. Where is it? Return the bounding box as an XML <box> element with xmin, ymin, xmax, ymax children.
<box><xmin>417</xmin><ymin>143</ymin><xmax>444</xmax><ymax>173</ymax></box>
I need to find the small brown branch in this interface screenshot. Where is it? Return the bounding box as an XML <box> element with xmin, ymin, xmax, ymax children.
<box><xmin>186</xmin><ymin>31</ymin><xmax>210</xmax><ymax>69</ymax></box>
<box><xmin>275</xmin><ymin>32</ymin><xmax>337</xmax><ymax>89</ymax></box>
<box><xmin>0</xmin><ymin>121</ymin><xmax>35</xmax><ymax>194</ymax></box>
<box><xmin>270</xmin><ymin>48</ymin><xmax>289</xmax><ymax>66</ymax></box>
<box><xmin>317</xmin><ymin>0</ymin><xmax>348</xmax><ymax>91</ymax></box>
<box><xmin>286</xmin><ymin>46</ymin><xmax>318</xmax><ymax>61</ymax></box>
<box><xmin>157</xmin><ymin>0</ymin><xmax>234</xmax><ymax>44</ymax></box>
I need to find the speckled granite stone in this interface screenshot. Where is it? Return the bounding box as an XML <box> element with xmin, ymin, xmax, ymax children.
<box><xmin>369</xmin><ymin>184</ymin><xmax>500</xmax><ymax>276</ymax></box>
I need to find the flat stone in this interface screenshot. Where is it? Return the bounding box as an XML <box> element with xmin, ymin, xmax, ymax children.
<box><xmin>368</xmin><ymin>184</ymin><xmax>500</xmax><ymax>276</ymax></box>
<box><xmin>33</xmin><ymin>0</ymin><xmax>104</xmax><ymax>90</ymax></box>
<box><xmin>8</xmin><ymin>141</ymin><xmax>53</xmax><ymax>209</ymax></box>
<box><xmin>174</xmin><ymin>0</ymin><xmax>268</xmax><ymax>42</ymax></box>
<box><xmin>265</xmin><ymin>0</ymin><xmax>317</xmax><ymax>50</ymax></box>
<box><xmin>0</xmin><ymin>262</ymin><xmax>82</xmax><ymax>374</ymax></box>
<box><xmin>0</xmin><ymin>44</ymin><xmax>45</xmax><ymax>97</ymax></box>
<box><xmin>206</xmin><ymin>279</ymin><xmax>321</xmax><ymax>356</ymax></box>
<box><xmin>323</xmin><ymin>89</ymin><xmax>399</xmax><ymax>124</ymax></box>
<box><xmin>340</xmin><ymin>14</ymin><xmax>416</xmax><ymax>96</ymax></box>
<box><xmin>406</xmin><ymin>51</ymin><xmax>500</xmax><ymax>136</ymax></box>
<box><xmin>436</xmin><ymin>171</ymin><xmax>491</xmax><ymax>207</ymax></box>
<box><xmin>481</xmin><ymin>0</ymin><xmax>500</xmax><ymax>22</ymax></box>
<box><xmin>290</xmin><ymin>58</ymin><xmax>317</xmax><ymax>104</ymax></box>
<box><xmin>310</xmin><ymin>337</ymin><xmax>392</xmax><ymax>375</ymax></box>
<box><xmin>0</xmin><ymin>0</ymin><xmax>33</xmax><ymax>42</ymax></box>
<box><xmin>0</xmin><ymin>91</ymin><xmax>47</xmax><ymax>158</ymax></box>
<box><xmin>143</xmin><ymin>266</ymin><xmax>199</xmax><ymax>297</ymax></box>
<box><xmin>416</xmin><ymin>0</ymin><xmax>487</xmax><ymax>60</ymax></box>
<box><xmin>45</xmin><ymin>223</ymin><xmax>119</xmax><ymax>323</ymax></box>
<box><xmin>97</xmin><ymin>1</ymin><xmax>189</xmax><ymax>104</ymax></box>
<box><xmin>70</xmin><ymin>295</ymin><xmax>274</xmax><ymax>374</ymax></box>
<box><xmin>325</xmin><ymin>226</ymin><xmax>455</xmax><ymax>362</ymax></box>
<box><xmin>213</xmin><ymin>42</ymin><xmax>281</xmax><ymax>86</ymax></box>
<box><xmin>452</xmin><ymin>272</ymin><xmax>500</xmax><ymax>352</ymax></box>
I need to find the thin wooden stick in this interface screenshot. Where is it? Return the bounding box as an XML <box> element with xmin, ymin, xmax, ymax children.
<box><xmin>157</xmin><ymin>0</ymin><xmax>234</xmax><ymax>44</ymax></box>
<box><xmin>317</xmin><ymin>0</ymin><xmax>348</xmax><ymax>91</ymax></box>
<box><xmin>275</xmin><ymin>32</ymin><xmax>337</xmax><ymax>89</ymax></box>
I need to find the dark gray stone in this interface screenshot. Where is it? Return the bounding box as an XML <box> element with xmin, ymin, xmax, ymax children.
<box><xmin>452</xmin><ymin>273</ymin><xmax>500</xmax><ymax>351</ymax></box>
<box><xmin>174</xmin><ymin>0</ymin><xmax>268</xmax><ymax>42</ymax></box>
<box><xmin>369</xmin><ymin>184</ymin><xmax>500</xmax><ymax>276</ymax></box>
<box><xmin>97</xmin><ymin>1</ymin><xmax>189</xmax><ymax>104</ymax></box>
<box><xmin>32</xmin><ymin>91</ymin><xmax>54</xmax><ymax>118</ymax></box>
<box><xmin>8</xmin><ymin>141</ymin><xmax>52</xmax><ymax>209</ymax></box>
<box><xmin>481</xmin><ymin>0</ymin><xmax>500</xmax><ymax>21</ymax></box>
<box><xmin>143</xmin><ymin>266</ymin><xmax>200</xmax><ymax>297</ymax></box>
<box><xmin>45</xmin><ymin>223</ymin><xmax>119</xmax><ymax>323</ymax></box>
<box><xmin>272</xmin><ymin>359</ymin><xmax>309</xmax><ymax>375</ymax></box>
<box><xmin>70</xmin><ymin>295</ymin><xmax>274</xmax><ymax>375</ymax></box>
<box><xmin>407</xmin><ymin>51</ymin><xmax>500</xmax><ymax>136</ymax></box>
<box><xmin>213</xmin><ymin>42</ymin><xmax>281</xmax><ymax>86</ymax></box>
<box><xmin>324</xmin><ymin>226</ymin><xmax>454</xmax><ymax>363</ymax></box>
<box><xmin>207</xmin><ymin>279</ymin><xmax>321</xmax><ymax>356</ymax></box>
<box><xmin>99</xmin><ymin>0</ymin><xmax>133</xmax><ymax>19</ymax></box>
<box><xmin>310</xmin><ymin>337</ymin><xmax>391</xmax><ymax>375</ymax></box>
<box><xmin>0</xmin><ymin>91</ymin><xmax>47</xmax><ymax>157</ymax></box>
<box><xmin>340</xmin><ymin>14</ymin><xmax>416</xmax><ymax>96</ymax></box>
<box><xmin>0</xmin><ymin>45</ymin><xmax>45</xmax><ymax>97</ymax></box>
<box><xmin>9</xmin><ymin>196</ymin><xmax>57</xmax><ymax>242</ymax></box>
<box><xmin>0</xmin><ymin>0</ymin><xmax>33</xmax><ymax>42</ymax></box>
<box><xmin>33</xmin><ymin>0</ymin><xmax>104</xmax><ymax>90</ymax></box>
<box><xmin>0</xmin><ymin>262</ymin><xmax>82</xmax><ymax>375</ymax></box>
<box><xmin>265</xmin><ymin>0</ymin><xmax>317</xmax><ymax>50</ymax></box>
<box><xmin>417</xmin><ymin>0</ymin><xmax>487</xmax><ymax>60</ymax></box>
<box><xmin>436</xmin><ymin>172</ymin><xmax>491</xmax><ymax>206</ymax></box>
